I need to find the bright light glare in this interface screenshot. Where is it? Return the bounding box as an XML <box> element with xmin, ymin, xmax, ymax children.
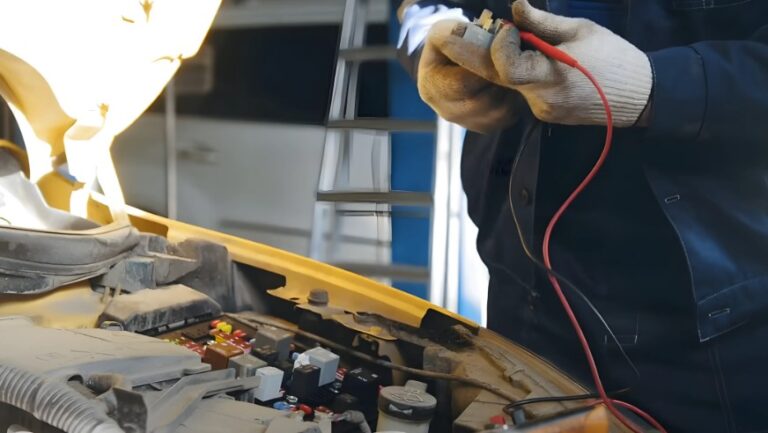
<box><xmin>0</xmin><ymin>0</ymin><xmax>220</xmax><ymax>219</ymax></box>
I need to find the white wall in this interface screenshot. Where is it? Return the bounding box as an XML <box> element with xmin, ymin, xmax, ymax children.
<box><xmin>113</xmin><ymin>114</ymin><xmax>390</xmax><ymax>264</ymax></box>
<box><xmin>214</xmin><ymin>0</ymin><xmax>390</xmax><ymax>29</ymax></box>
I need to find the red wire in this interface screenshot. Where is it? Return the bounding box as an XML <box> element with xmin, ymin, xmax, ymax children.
<box><xmin>612</xmin><ymin>399</ymin><xmax>668</xmax><ymax>432</ymax></box>
<box><xmin>500</xmin><ymin>23</ymin><xmax>667</xmax><ymax>432</ymax></box>
<box><xmin>537</xmin><ymin>62</ymin><xmax>669</xmax><ymax>433</ymax></box>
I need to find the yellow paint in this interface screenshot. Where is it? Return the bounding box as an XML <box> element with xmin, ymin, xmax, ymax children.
<box><xmin>38</xmin><ymin>173</ymin><xmax>477</xmax><ymax>331</ymax></box>
<box><xmin>136</xmin><ymin>208</ymin><xmax>477</xmax><ymax>330</ymax></box>
<box><xmin>0</xmin><ymin>282</ymin><xmax>104</xmax><ymax>329</ymax></box>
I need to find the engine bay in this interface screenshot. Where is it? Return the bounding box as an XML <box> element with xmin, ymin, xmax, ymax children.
<box><xmin>0</xmin><ymin>272</ymin><xmax>604</xmax><ymax>433</ymax></box>
<box><xmin>0</xmin><ymin>145</ymin><xmax>605</xmax><ymax>433</ymax></box>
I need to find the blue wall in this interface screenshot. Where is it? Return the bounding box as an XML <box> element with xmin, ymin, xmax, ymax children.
<box><xmin>388</xmin><ymin>2</ymin><xmax>435</xmax><ymax>299</ymax></box>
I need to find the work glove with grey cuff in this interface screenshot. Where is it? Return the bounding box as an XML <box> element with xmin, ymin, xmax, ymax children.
<box><xmin>429</xmin><ymin>0</ymin><xmax>654</xmax><ymax>127</ymax></box>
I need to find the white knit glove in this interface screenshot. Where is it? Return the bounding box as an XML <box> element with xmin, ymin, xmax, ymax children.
<box><xmin>433</xmin><ymin>0</ymin><xmax>654</xmax><ymax>127</ymax></box>
<box><xmin>418</xmin><ymin>20</ymin><xmax>526</xmax><ymax>133</ymax></box>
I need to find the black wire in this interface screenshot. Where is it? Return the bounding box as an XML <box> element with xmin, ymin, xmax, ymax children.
<box><xmin>503</xmin><ymin>388</ymin><xmax>630</xmax><ymax>413</ymax></box>
<box><xmin>504</xmin><ymin>393</ymin><xmax>599</xmax><ymax>412</ymax></box>
<box><xmin>505</xmin><ymin>134</ymin><xmax>640</xmax><ymax>379</ymax></box>
<box><xmin>232</xmin><ymin>313</ymin><xmax>519</xmax><ymax>402</ymax></box>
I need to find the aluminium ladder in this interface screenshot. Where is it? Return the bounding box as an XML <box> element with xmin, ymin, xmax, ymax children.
<box><xmin>309</xmin><ymin>0</ymin><xmax>464</xmax><ymax>309</ymax></box>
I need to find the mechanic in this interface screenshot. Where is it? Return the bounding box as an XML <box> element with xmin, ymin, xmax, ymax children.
<box><xmin>396</xmin><ymin>1</ymin><xmax>768</xmax><ymax>432</ymax></box>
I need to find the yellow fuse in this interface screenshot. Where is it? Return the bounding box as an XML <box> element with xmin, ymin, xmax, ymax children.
<box><xmin>216</xmin><ymin>322</ymin><xmax>233</xmax><ymax>334</ymax></box>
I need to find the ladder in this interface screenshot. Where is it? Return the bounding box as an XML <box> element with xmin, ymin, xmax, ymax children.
<box><xmin>309</xmin><ymin>0</ymin><xmax>433</xmax><ymax>283</ymax></box>
<box><xmin>309</xmin><ymin>0</ymin><xmax>465</xmax><ymax>310</ymax></box>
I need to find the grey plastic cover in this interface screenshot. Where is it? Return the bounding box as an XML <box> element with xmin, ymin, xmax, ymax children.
<box><xmin>98</xmin><ymin>284</ymin><xmax>222</xmax><ymax>333</ymax></box>
<box><xmin>0</xmin><ymin>316</ymin><xmax>209</xmax><ymax>385</ymax></box>
<box><xmin>0</xmin><ymin>150</ymin><xmax>140</xmax><ymax>294</ymax></box>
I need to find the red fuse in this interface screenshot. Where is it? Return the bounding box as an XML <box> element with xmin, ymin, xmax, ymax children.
<box><xmin>335</xmin><ymin>367</ymin><xmax>347</xmax><ymax>381</ymax></box>
<box><xmin>298</xmin><ymin>404</ymin><xmax>313</xmax><ymax>415</ymax></box>
<box><xmin>297</xmin><ymin>404</ymin><xmax>315</xmax><ymax>421</ymax></box>
<box><xmin>183</xmin><ymin>344</ymin><xmax>205</xmax><ymax>357</ymax></box>
<box><xmin>489</xmin><ymin>415</ymin><xmax>506</xmax><ymax>426</ymax></box>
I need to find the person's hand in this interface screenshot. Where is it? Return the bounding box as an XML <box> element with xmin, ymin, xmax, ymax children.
<box><xmin>418</xmin><ymin>20</ymin><xmax>526</xmax><ymax>133</ymax></box>
<box><xmin>433</xmin><ymin>0</ymin><xmax>653</xmax><ymax>127</ymax></box>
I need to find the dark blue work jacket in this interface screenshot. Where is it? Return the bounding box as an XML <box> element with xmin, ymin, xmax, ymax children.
<box><xmin>400</xmin><ymin>0</ymin><xmax>768</xmax><ymax>347</ymax></box>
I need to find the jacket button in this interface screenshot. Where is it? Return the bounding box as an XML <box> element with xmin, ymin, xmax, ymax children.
<box><xmin>527</xmin><ymin>291</ymin><xmax>540</xmax><ymax>311</ymax></box>
<box><xmin>520</xmin><ymin>188</ymin><xmax>531</xmax><ymax>206</ymax></box>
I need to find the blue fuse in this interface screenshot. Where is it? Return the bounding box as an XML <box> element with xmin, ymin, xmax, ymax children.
<box><xmin>273</xmin><ymin>401</ymin><xmax>292</xmax><ymax>411</ymax></box>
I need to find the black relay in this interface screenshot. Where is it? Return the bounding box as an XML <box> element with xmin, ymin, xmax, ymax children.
<box><xmin>341</xmin><ymin>367</ymin><xmax>380</xmax><ymax>406</ymax></box>
<box><xmin>290</xmin><ymin>364</ymin><xmax>321</xmax><ymax>402</ymax></box>
<box><xmin>341</xmin><ymin>367</ymin><xmax>381</xmax><ymax>419</ymax></box>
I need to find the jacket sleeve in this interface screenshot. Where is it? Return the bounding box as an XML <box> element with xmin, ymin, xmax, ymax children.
<box><xmin>646</xmin><ymin>25</ymin><xmax>768</xmax><ymax>145</ymax></box>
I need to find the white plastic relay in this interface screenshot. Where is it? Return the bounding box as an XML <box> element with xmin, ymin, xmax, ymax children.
<box><xmin>293</xmin><ymin>347</ymin><xmax>340</xmax><ymax>386</ymax></box>
<box><xmin>253</xmin><ymin>366</ymin><xmax>284</xmax><ymax>402</ymax></box>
